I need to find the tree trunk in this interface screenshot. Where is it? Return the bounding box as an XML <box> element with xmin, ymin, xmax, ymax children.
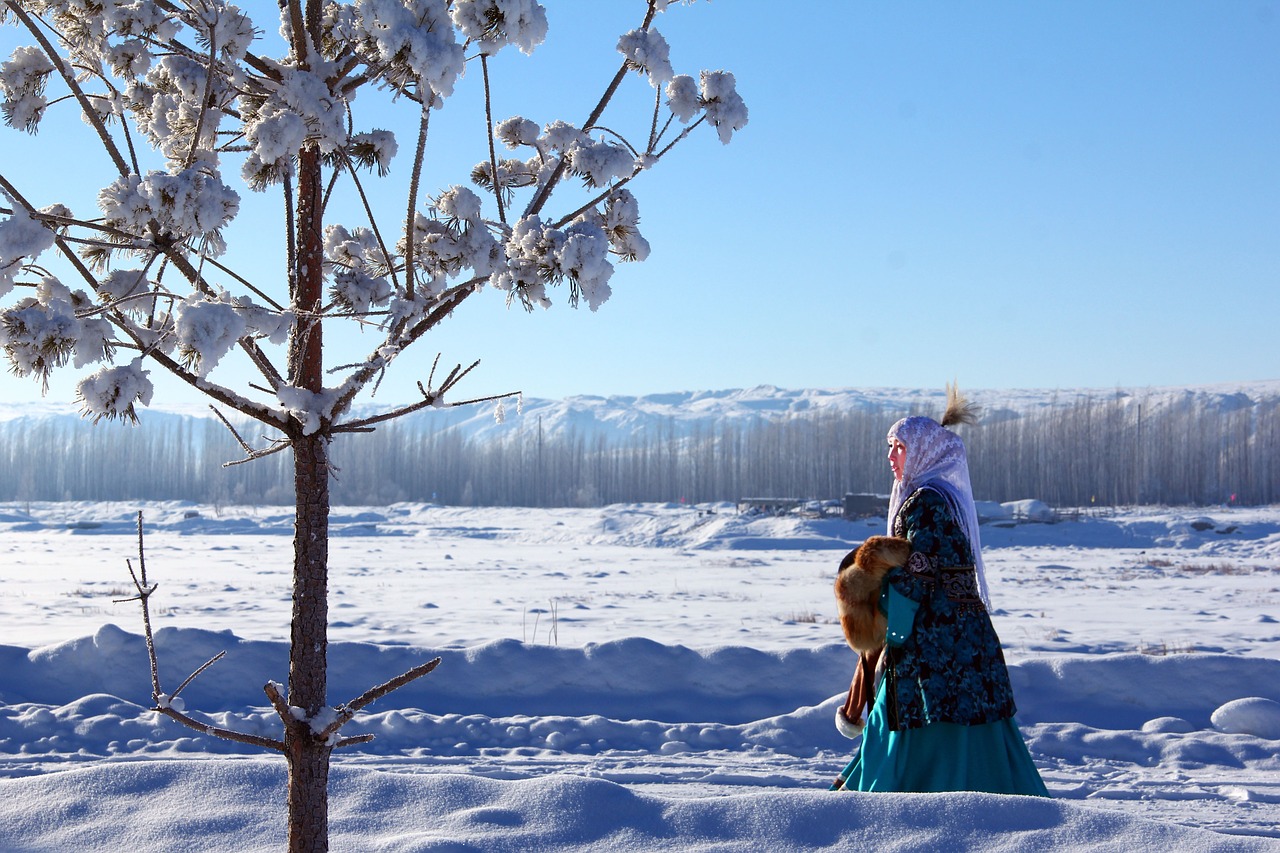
<box><xmin>287</xmin><ymin>141</ymin><xmax>331</xmax><ymax>852</ymax></box>
<box><xmin>288</xmin><ymin>430</ymin><xmax>332</xmax><ymax>852</ymax></box>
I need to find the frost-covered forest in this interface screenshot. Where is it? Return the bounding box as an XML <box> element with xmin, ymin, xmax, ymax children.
<box><xmin>2</xmin><ymin>383</ymin><xmax>1275</xmax><ymax>507</ymax></box>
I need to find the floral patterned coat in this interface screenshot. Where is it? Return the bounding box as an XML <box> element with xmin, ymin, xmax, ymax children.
<box><xmin>880</xmin><ymin>486</ymin><xmax>1018</xmax><ymax>731</ymax></box>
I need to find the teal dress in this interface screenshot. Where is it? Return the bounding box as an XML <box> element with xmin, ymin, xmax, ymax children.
<box><xmin>834</xmin><ymin>487</ymin><xmax>1048</xmax><ymax>796</ymax></box>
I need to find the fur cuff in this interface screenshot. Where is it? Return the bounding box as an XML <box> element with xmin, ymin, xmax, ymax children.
<box><xmin>835</xmin><ymin>708</ymin><xmax>865</xmax><ymax>739</ymax></box>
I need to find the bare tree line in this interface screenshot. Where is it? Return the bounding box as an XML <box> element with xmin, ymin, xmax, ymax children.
<box><xmin>1</xmin><ymin>392</ymin><xmax>1275</xmax><ymax>508</ymax></box>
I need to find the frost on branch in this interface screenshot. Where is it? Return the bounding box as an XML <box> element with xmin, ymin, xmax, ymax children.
<box><xmin>698</xmin><ymin>70</ymin><xmax>748</xmax><ymax>144</ymax></box>
<box><xmin>618</xmin><ymin>28</ymin><xmax>674</xmax><ymax>87</ymax></box>
<box><xmin>241</xmin><ymin>67</ymin><xmax>349</xmax><ymax>189</ymax></box>
<box><xmin>0</xmin><ymin>277</ymin><xmax>114</xmax><ymax>391</ymax></box>
<box><xmin>664</xmin><ymin>70</ymin><xmax>749</xmax><ymax>142</ymax></box>
<box><xmin>491</xmin><ymin>215</ymin><xmax>614</xmax><ymax>312</ymax></box>
<box><xmin>401</xmin><ymin>185</ymin><xmax>501</xmax><ymax>296</ymax></box>
<box><xmin>566</xmin><ymin>139</ymin><xmax>635</xmax><ymax>189</ymax></box>
<box><xmin>452</xmin><ymin>0</ymin><xmax>549</xmax><ymax>56</ymax></box>
<box><xmin>173</xmin><ymin>294</ymin><xmax>247</xmax><ymax>378</ymax></box>
<box><xmin>0</xmin><ymin>45</ymin><xmax>56</xmax><ymax>132</ymax></box>
<box><xmin>0</xmin><ymin>202</ymin><xmax>57</xmax><ymax>298</ymax></box>
<box><xmin>98</xmin><ymin>167</ymin><xmax>241</xmax><ymax>256</ymax></box>
<box><xmin>125</xmin><ymin>55</ymin><xmax>238</xmax><ymax>164</ymax></box>
<box><xmin>76</xmin><ymin>357</ymin><xmax>155</xmax><ymax>425</ymax></box>
<box><xmin>0</xmin><ymin>0</ymin><xmax>745</xmax><ymax>411</ymax></box>
<box><xmin>328</xmin><ymin>0</ymin><xmax>465</xmax><ymax>99</ymax></box>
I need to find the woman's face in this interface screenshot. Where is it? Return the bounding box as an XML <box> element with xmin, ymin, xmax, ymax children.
<box><xmin>888</xmin><ymin>438</ymin><xmax>907</xmax><ymax>482</ymax></box>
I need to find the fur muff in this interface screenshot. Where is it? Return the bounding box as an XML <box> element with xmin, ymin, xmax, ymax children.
<box><xmin>834</xmin><ymin>535</ymin><xmax>911</xmax><ymax>651</ymax></box>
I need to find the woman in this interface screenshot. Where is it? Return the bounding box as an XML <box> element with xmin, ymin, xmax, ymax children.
<box><xmin>831</xmin><ymin>386</ymin><xmax>1048</xmax><ymax>796</ymax></box>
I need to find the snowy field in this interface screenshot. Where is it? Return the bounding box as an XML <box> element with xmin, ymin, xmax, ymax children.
<box><xmin>1</xmin><ymin>500</ymin><xmax>1279</xmax><ymax>851</ymax></box>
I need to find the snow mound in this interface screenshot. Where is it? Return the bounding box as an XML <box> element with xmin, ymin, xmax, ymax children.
<box><xmin>1141</xmin><ymin>716</ymin><xmax>1197</xmax><ymax>734</ymax></box>
<box><xmin>1210</xmin><ymin>698</ymin><xmax>1280</xmax><ymax>740</ymax></box>
<box><xmin>0</xmin><ymin>760</ymin><xmax>1272</xmax><ymax>853</ymax></box>
<box><xmin>1003</xmin><ymin>499</ymin><xmax>1056</xmax><ymax>522</ymax></box>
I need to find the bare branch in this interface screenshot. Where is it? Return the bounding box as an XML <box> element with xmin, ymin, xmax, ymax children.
<box><xmin>171</xmin><ymin>651</ymin><xmax>227</xmax><ymax>701</ymax></box>
<box><xmin>264</xmin><ymin>680</ymin><xmax>293</xmax><ymax>722</ymax></box>
<box><xmin>315</xmin><ymin>656</ymin><xmax>442</xmax><ymax>742</ymax></box>
<box><xmin>335</xmin><ymin>357</ymin><xmax>496</xmax><ymax>432</ymax></box>
<box><xmin>120</xmin><ymin>511</ymin><xmax>161</xmax><ymax>699</ymax></box>
<box><xmin>403</xmin><ymin>101</ymin><xmax>431</xmax><ymax>302</ymax></box>
<box><xmin>210</xmin><ymin>404</ymin><xmax>257</xmax><ymax>455</ymax></box>
<box><xmin>222</xmin><ymin>438</ymin><xmax>293</xmax><ymax>467</ymax></box>
<box><xmin>653</xmin><ymin>114</ymin><xmax>706</xmax><ymax>160</ymax></box>
<box><xmin>481</xmin><ymin>54</ymin><xmax>506</xmax><ymax>225</ymax></box>
<box><xmin>118</xmin><ymin>511</ymin><xmax>285</xmax><ymax>753</ymax></box>
<box><xmin>209</xmin><ymin>403</ymin><xmax>294</xmax><ymax>466</ymax></box>
<box><xmin>326</xmin><ymin>275</ymin><xmax>479</xmax><ymax>418</ymax></box>
<box><xmin>151</xmin><ymin>706</ymin><xmax>286</xmax><ymax>752</ymax></box>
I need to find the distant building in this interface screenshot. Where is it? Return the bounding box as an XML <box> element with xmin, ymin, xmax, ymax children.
<box><xmin>843</xmin><ymin>493</ymin><xmax>889</xmax><ymax>520</ymax></box>
<box><xmin>736</xmin><ymin>497</ymin><xmax>804</xmax><ymax>516</ymax></box>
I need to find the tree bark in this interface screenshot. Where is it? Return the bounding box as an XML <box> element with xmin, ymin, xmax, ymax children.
<box><xmin>288</xmin><ymin>430</ymin><xmax>331</xmax><ymax>851</ymax></box>
<box><xmin>287</xmin><ymin>141</ymin><xmax>332</xmax><ymax>852</ymax></box>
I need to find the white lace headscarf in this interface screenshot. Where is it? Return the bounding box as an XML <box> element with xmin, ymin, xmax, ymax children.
<box><xmin>887</xmin><ymin>415</ymin><xmax>992</xmax><ymax>609</ymax></box>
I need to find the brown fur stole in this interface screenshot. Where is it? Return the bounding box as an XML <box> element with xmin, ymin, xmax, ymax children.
<box><xmin>834</xmin><ymin>535</ymin><xmax>910</xmax><ymax>652</ymax></box>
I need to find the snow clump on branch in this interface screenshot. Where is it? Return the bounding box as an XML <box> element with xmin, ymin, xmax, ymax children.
<box><xmin>566</xmin><ymin>139</ymin><xmax>635</xmax><ymax>188</ymax></box>
<box><xmin>452</xmin><ymin>0</ymin><xmax>549</xmax><ymax>55</ymax></box>
<box><xmin>98</xmin><ymin>167</ymin><xmax>241</xmax><ymax>256</ymax></box>
<box><xmin>325</xmin><ymin>225</ymin><xmax>396</xmax><ymax>315</ymax></box>
<box><xmin>276</xmin><ymin>384</ymin><xmax>341</xmax><ymax>436</ymax></box>
<box><xmin>618</xmin><ymin>28</ymin><xmax>674</xmax><ymax>87</ymax></box>
<box><xmin>334</xmin><ymin>0</ymin><xmax>466</xmax><ymax>100</ymax></box>
<box><xmin>0</xmin><ymin>277</ymin><xmax>115</xmax><ymax>390</ymax></box>
<box><xmin>173</xmin><ymin>294</ymin><xmax>246</xmax><ymax>378</ymax></box>
<box><xmin>494</xmin><ymin>116</ymin><xmax>540</xmax><ymax>149</ymax></box>
<box><xmin>697</xmin><ymin>70</ymin><xmax>748</xmax><ymax>144</ymax></box>
<box><xmin>0</xmin><ymin>202</ymin><xmax>57</xmax><ymax>298</ymax></box>
<box><xmin>405</xmin><ymin>185</ymin><xmax>502</xmax><ymax>294</ymax></box>
<box><xmin>491</xmin><ymin>215</ymin><xmax>614</xmax><ymax>312</ymax></box>
<box><xmin>595</xmin><ymin>189</ymin><xmax>650</xmax><ymax>262</ymax></box>
<box><xmin>0</xmin><ymin>45</ymin><xmax>56</xmax><ymax>133</ymax></box>
<box><xmin>123</xmin><ymin>56</ymin><xmax>232</xmax><ymax>163</ymax></box>
<box><xmin>348</xmin><ymin>130</ymin><xmax>399</xmax><ymax>176</ymax></box>
<box><xmin>241</xmin><ymin>67</ymin><xmax>350</xmax><ymax>189</ymax></box>
<box><xmin>76</xmin><ymin>358</ymin><xmax>155</xmax><ymax>424</ymax></box>
<box><xmin>666</xmin><ymin>70</ymin><xmax>749</xmax><ymax>143</ymax></box>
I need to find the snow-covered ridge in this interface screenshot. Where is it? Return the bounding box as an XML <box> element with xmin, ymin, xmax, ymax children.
<box><xmin>2</xmin><ymin>380</ymin><xmax>1277</xmax><ymax>443</ymax></box>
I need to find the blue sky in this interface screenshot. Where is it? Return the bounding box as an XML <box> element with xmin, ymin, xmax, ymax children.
<box><xmin>1</xmin><ymin>0</ymin><xmax>1277</xmax><ymax>409</ymax></box>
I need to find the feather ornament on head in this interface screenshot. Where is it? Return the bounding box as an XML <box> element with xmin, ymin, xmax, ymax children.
<box><xmin>886</xmin><ymin>383</ymin><xmax>991</xmax><ymax>608</ymax></box>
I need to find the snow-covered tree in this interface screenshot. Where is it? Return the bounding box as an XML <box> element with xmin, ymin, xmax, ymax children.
<box><xmin>0</xmin><ymin>0</ymin><xmax>746</xmax><ymax>849</ymax></box>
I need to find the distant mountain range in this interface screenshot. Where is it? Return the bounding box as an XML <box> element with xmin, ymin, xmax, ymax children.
<box><xmin>1</xmin><ymin>380</ymin><xmax>1277</xmax><ymax>443</ymax></box>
